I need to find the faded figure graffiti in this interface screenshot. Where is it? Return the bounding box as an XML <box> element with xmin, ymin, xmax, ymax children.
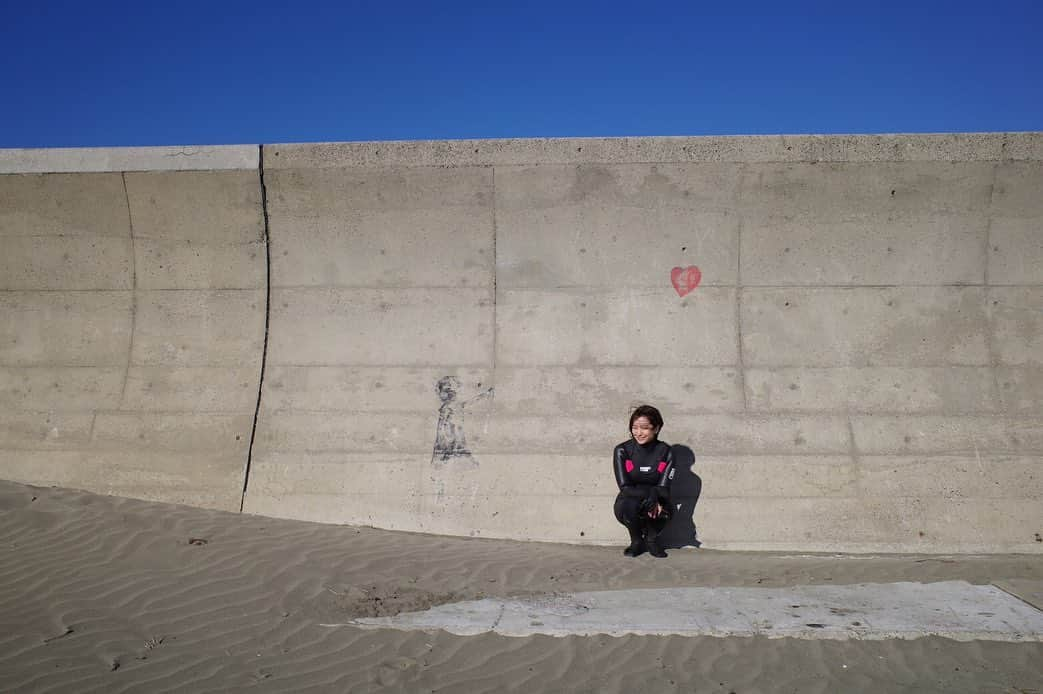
<box><xmin>432</xmin><ymin>376</ymin><xmax>493</xmax><ymax>467</ymax></box>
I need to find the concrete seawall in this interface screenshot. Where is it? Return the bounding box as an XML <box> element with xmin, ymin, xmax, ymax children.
<box><xmin>1</xmin><ymin>134</ymin><xmax>1040</xmax><ymax>552</ymax></box>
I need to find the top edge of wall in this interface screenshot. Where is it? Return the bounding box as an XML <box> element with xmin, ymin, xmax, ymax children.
<box><xmin>0</xmin><ymin>145</ymin><xmax>260</xmax><ymax>174</ymax></box>
<box><xmin>264</xmin><ymin>132</ymin><xmax>1043</xmax><ymax>169</ymax></box>
<box><xmin>1</xmin><ymin>133</ymin><xmax>1041</xmax><ymax>174</ymax></box>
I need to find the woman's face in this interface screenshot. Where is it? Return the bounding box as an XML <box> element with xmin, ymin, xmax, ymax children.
<box><xmin>631</xmin><ymin>416</ymin><xmax>659</xmax><ymax>445</ymax></box>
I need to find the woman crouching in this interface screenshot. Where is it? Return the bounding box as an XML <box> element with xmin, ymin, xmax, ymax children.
<box><xmin>613</xmin><ymin>405</ymin><xmax>674</xmax><ymax>558</ymax></box>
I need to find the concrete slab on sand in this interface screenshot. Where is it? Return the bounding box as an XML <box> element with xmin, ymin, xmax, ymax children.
<box><xmin>995</xmin><ymin>579</ymin><xmax>1043</xmax><ymax>611</ymax></box>
<box><xmin>344</xmin><ymin>581</ymin><xmax>1043</xmax><ymax>641</ymax></box>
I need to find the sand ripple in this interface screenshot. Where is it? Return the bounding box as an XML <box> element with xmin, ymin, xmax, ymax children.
<box><xmin>0</xmin><ymin>480</ymin><xmax>1040</xmax><ymax>693</ymax></box>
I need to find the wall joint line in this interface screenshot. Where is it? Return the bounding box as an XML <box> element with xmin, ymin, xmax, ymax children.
<box><xmin>240</xmin><ymin>144</ymin><xmax>273</xmax><ymax>513</ymax></box>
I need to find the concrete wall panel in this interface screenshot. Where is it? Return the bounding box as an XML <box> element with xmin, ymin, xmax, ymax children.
<box><xmin>0</xmin><ymin>450</ymin><xmax>243</xmax><ymax>510</ymax></box>
<box><xmin>0</xmin><ymin>236</ymin><xmax>133</xmax><ymax>291</ymax></box>
<box><xmin>992</xmin><ymin>162</ymin><xmax>1043</xmax><ymax>216</ymax></box>
<box><xmin>692</xmin><ymin>455</ymin><xmax>858</xmax><ymax>498</ymax></box>
<box><xmin>851</xmin><ymin>416</ymin><xmax>1043</xmax><ymax>455</ymax></box>
<box><xmin>494</xmin><ymin>367</ymin><xmax>745</xmax><ymax>415</ymax></box>
<box><xmin>121</xmin><ymin>366</ymin><xmax>259</xmax><ymax>412</ymax></box>
<box><xmin>268</xmin><ymin>288</ymin><xmax>493</xmax><ymax>366</ymax></box>
<box><xmin>0</xmin><ymin>163</ymin><xmax>264</xmax><ymax>513</ymax></box>
<box><xmin>495</xmin><ymin>164</ymin><xmax>740</xmax><ymax>288</ymax></box>
<box><xmin>668</xmin><ymin>414</ymin><xmax>852</xmax><ymax>455</ymax></box>
<box><xmin>659</xmin><ymin>497</ymin><xmax>930</xmax><ymax>550</ymax></box>
<box><xmin>920</xmin><ymin>498</ymin><xmax>1042</xmax><ymax>552</ymax></box>
<box><xmin>858</xmin><ymin>456</ymin><xmax>1042</xmax><ymax>499</ymax></box>
<box><xmin>123</xmin><ymin>171</ymin><xmax>264</xmax><ymax>244</ymax></box>
<box><xmin>0</xmin><ymin>292</ymin><xmax>133</xmax><ymax>366</ymax></box>
<box><xmin>498</xmin><ymin>288</ymin><xmax>736</xmax><ymax>366</ymax></box>
<box><xmin>263</xmin><ymin>366</ymin><xmax>493</xmax><ymax>412</ymax></box>
<box><xmin>996</xmin><ymin>367</ymin><xmax>1043</xmax><ymax>414</ymax></box>
<box><xmin>989</xmin><ymin>287</ymin><xmax>1042</xmax><ymax>365</ymax></box>
<box><xmin>244</xmin><ymin>451</ymin><xmax>425</xmax><ymax>528</ymax></box>
<box><xmin>0</xmin><ymin>172</ymin><xmax>129</xmax><ymax>237</ymax></box>
<box><xmin>988</xmin><ymin>218</ymin><xmax>1043</xmax><ymax>285</ymax></box>
<box><xmin>739</xmin><ymin>162</ymin><xmax>994</xmax><ymax>219</ymax></box>
<box><xmin>90</xmin><ymin>413</ymin><xmax>254</xmax><ymax>452</ymax></box>
<box><xmin>741</xmin><ymin>216</ymin><xmax>987</xmax><ymax>286</ymax></box>
<box><xmin>988</xmin><ymin>163</ymin><xmax>1043</xmax><ymax>285</ymax></box>
<box><xmin>0</xmin><ymin>367</ymin><xmax>124</xmax><ymax>411</ymax></box>
<box><xmin>131</xmin><ymin>290</ymin><xmax>265</xmax><ymax>366</ymax></box>
<box><xmin>0</xmin><ymin>411</ymin><xmax>94</xmax><ymax>449</ymax></box>
<box><xmin>742</xmin><ymin>288</ymin><xmax>990</xmax><ymax>367</ymax></box>
<box><xmin>135</xmin><ymin>238</ymin><xmax>265</xmax><ymax>290</ymax></box>
<box><xmin>255</xmin><ymin>410</ymin><xmax>434</xmax><ymax>454</ymax></box>
<box><xmin>745</xmin><ymin>367</ymin><xmax>1000</xmax><ymax>414</ymax></box>
<box><xmin>266</xmin><ymin>167</ymin><xmax>493</xmax><ymax>289</ymax></box>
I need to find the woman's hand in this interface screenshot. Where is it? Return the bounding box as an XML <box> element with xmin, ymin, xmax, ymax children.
<box><xmin>647</xmin><ymin>502</ymin><xmax>663</xmax><ymax>519</ymax></box>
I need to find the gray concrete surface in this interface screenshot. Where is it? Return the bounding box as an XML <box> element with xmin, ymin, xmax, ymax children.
<box><xmin>0</xmin><ymin>145</ymin><xmax>258</xmax><ymax>173</ymax></box>
<box><xmin>344</xmin><ymin>581</ymin><xmax>1043</xmax><ymax>641</ymax></box>
<box><xmin>0</xmin><ymin>160</ymin><xmax>264</xmax><ymax>511</ymax></box>
<box><xmin>1</xmin><ymin>133</ymin><xmax>1040</xmax><ymax>551</ymax></box>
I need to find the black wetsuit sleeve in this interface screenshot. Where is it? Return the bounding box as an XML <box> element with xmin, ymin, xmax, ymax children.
<box><xmin>614</xmin><ymin>444</ymin><xmax>646</xmax><ymax>497</ymax></box>
<box><xmin>655</xmin><ymin>445</ymin><xmax>675</xmax><ymax>503</ymax></box>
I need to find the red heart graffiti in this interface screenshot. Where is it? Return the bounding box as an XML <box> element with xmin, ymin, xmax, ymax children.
<box><xmin>671</xmin><ymin>266</ymin><xmax>702</xmax><ymax>297</ymax></box>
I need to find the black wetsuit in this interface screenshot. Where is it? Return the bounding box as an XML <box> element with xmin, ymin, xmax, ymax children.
<box><xmin>613</xmin><ymin>439</ymin><xmax>675</xmax><ymax>537</ymax></box>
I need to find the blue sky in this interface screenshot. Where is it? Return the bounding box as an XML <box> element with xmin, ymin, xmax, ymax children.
<box><xmin>2</xmin><ymin>1</ymin><xmax>1041</xmax><ymax>147</ymax></box>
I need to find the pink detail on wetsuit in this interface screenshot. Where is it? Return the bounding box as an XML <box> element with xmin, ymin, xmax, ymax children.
<box><xmin>657</xmin><ymin>461</ymin><xmax>667</xmax><ymax>473</ymax></box>
<box><xmin>625</xmin><ymin>460</ymin><xmax>634</xmax><ymax>473</ymax></box>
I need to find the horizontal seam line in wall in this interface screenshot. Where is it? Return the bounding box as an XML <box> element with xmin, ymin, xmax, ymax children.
<box><xmin>120</xmin><ymin>236</ymin><xmax>263</xmax><ymax>243</ymax></box>
<box><xmin>6</xmin><ymin>286</ymin><xmax>1040</xmax><ymax>294</ymax></box>
<box><xmin>743</xmin><ymin>410</ymin><xmax>1032</xmax><ymax>416</ymax></box>
<box><xmin>0</xmin><ymin>234</ymin><xmax>262</xmax><ymax>242</ymax></box>
<box><xmin>9</xmin><ymin>446</ymin><xmax>1041</xmax><ymax>453</ymax></box>
<box><xmin>258</xmin><ymin>493</ymin><xmax>1035</xmax><ymax>500</ymax></box>
<box><xmin>20</xmin><ymin>409</ymin><xmax>250</xmax><ymax>416</ymax></box>
<box><xmin>450</xmin><ymin>284</ymin><xmax>1042</xmax><ymax>290</ymax></box>
<box><xmin>0</xmin><ymin>409</ymin><xmax>260</xmax><ymax>415</ymax></box>
<box><xmin>1</xmin><ymin>234</ymin><xmax>134</xmax><ymax>240</ymax></box>
<box><xmin>249</xmin><ymin>449</ymin><xmax>1042</xmax><ymax>454</ymax></box>
<box><xmin>261</xmin><ymin>363</ymin><xmax>742</xmax><ymax>369</ymax></box>
<box><xmin>253</xmin><ymin>447</ymin><xmax>854</xmax><ymax>454</ymax></box>
<box><xmin>0</xmin><ymin>366</ymin><xmax>260</xmax><ymax>370</ymax></box>
<box><xmin>261</xmin><ymin>363</ymin><xmax>498</xmax><ymax>369</ymax></box>
<box><xmin>254</xmin><ymin>408</ymin><xmax>740</xmax><ymax>415</ymax></box>
<box><xmin>0</xmin><ymin>449</ymin><xmax>250</xmax><ymax>456</ymax></box>
<box><xmin>262</xmin><ymin>364</ymin><xmax>741</xmax><ymax>370</ymax></box>
<box><xmin>15</xmin><ymin>363</ymin><xmax>1035</xmax><ymax>369</ymax></box>
<box><xmin>270</xmin><ymin>285</ymin><xmax>494</xmax><ymax>291</ymax></box>
<box><xmin>251</xmin><ymin>407</ymin><xmax>1039</xmax><ymax>417</ymax></box>
<box><xmin>0</xmin><ymin>287</ymin><xmax>265</xmax><ymax>294</ymax></box>
<box><xmin>238</xmin><ymin>452</ymin><xmax>1043</xmax><ymax>458</ymax></box>
<box><xmin>8</xmin><ymin>407</ymin><xmax>1038</xmax><ymax>419</ymax></box>
<box><xmin>738</xmin><ymin>283</ymin><xmax>1043</xmax><ymax>289</ymax></box>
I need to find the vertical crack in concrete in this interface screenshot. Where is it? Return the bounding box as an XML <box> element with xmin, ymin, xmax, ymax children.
<box><xmin>118</xmin><ymin>172</ymin><xmax>137</xmax><ymax>414</ymax></box>
<box><xmin>240</xmin><ymin>145</ymin><xmax>272</xmax><ymax>513</ymax></box>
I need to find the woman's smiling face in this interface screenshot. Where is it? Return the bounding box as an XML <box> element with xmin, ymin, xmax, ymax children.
<box><xmin>631</xmin><ymin>416</ymin><xmax>658</xmax><ymax>445</ymax></box>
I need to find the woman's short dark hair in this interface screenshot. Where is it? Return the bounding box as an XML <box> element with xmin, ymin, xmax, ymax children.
<box><xmin>629</xmin><ymin>404</ymin><xmax>664</xmax><ymax>432</ymax></box>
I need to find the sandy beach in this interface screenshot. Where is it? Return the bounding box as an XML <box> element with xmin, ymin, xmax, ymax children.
<box><xmin>1</xmin><ymin>479</ymin><xmax>1041</xmax><ymax>693</ymax></box>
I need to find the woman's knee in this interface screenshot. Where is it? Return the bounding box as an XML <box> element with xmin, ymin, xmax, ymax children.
<box><xmin>614</xmin><ymin>496</ymin><xmax>642</xmax><ymax>526</ymax></box>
